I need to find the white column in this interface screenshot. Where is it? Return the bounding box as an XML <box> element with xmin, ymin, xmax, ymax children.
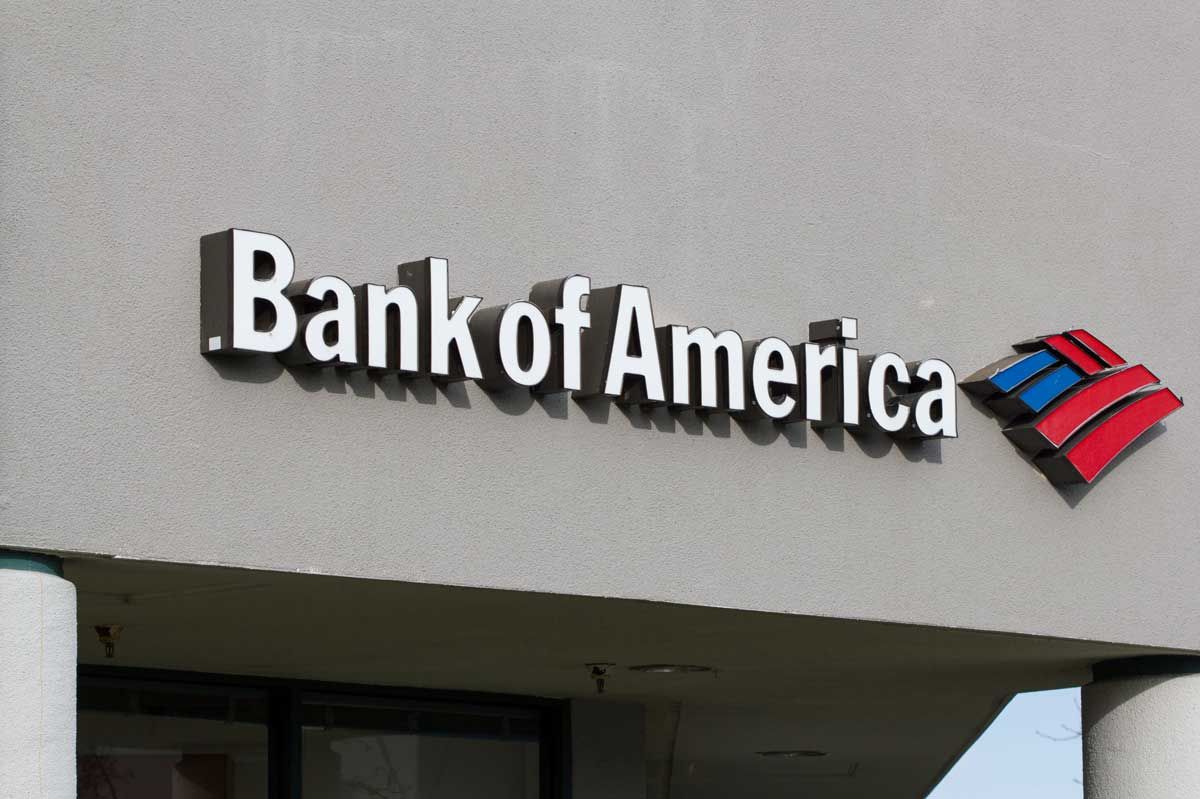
<box><xmin>0</xmin><ymin>552</ymin><xmax>76</xmax><ymax>799</ymax></box>
<box><xmin>1083</xmin><ymin>657</ymin><xmax>1200</xmax><ymax>799</ymax></box>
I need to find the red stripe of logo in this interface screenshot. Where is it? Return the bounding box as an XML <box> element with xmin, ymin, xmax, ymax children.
<box><xmin>1043</xmin><ymin>334</ymin><xmax>1106</xmax><ymax>375</ymax></box>
<box><xmin>1066</xmin><ymin>329</ymin><xmax>1126</xmax><ymax>368</ymax></box>
<box><xmin>1062</xmin><ymin>388</ymin><xmax>1183</xmax><ymax>483</ymax></box>
<box><xmin>1034</xmin><ymin>365</ymin><xmax>1159</xmax><ymax>448</ymax></box>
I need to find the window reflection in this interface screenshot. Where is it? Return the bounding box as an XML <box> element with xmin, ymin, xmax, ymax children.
<box><xmin>76</xmin><ymin>676</ymin><xmax>549</xmax><ymax>799</ymax></box>
<box><xmin>302</xmin><ymin>696</ymin><xmax>540</xmax><ymax>799</ymax></box>
<box><xmin>77</xmin><ymin>680</ymin><xmax>268</xmax><ymax>799</ymax></box>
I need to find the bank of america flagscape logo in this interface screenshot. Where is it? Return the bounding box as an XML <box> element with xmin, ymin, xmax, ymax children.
<box><xmin>961</xmin><ymin>329</ymin><xmax>1183</xmax><ymax>485</ymax></box>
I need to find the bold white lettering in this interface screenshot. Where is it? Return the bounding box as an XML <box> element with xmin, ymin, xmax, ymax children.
<box><xmin>867</xmin><ymin>353</ymin><xmax>911</xmax><ymax>433</ymax></box>
<box><xmin>914</xmin><ymin>359</ymin><xmax>957</xmax><ymax>438</ymax></box>
<box><xmin>603</xmin><ymin>286</ymin><xmax>664</xmax><ymax>401</ymax></box>
<box><xmin>296</xmin><ymin>276</ymin><xmax>356</xmax><ymax>364</ymax></box>
<box><xmin>498</xmin><ymin>301</ymin><xmax>552</xmax><ymax>387</ymax></box>
<box><xmin>428</xmin><ymin>257</ymin><xmax>482</xmax><ymax>380</ymax></box>
<box><xmin>841</xmin><ymin>347</ymin><xmax>860</xmax><ymax>426</ymax></box>
<box><xmin>670</xmin><ymin>327</ymin><xmax>745</xmax><ymax>411</ymax></box>
<box><xmin>230</xmin><ymin>229</ymin><xmax>297</xmax><ymax>353</ymax></box>
<box><xmin>750</xmin><ymin>337</ymin><xmax>797</xmax><ymax>419</ymax></box>
<box><xmin>803</xmin><ymin>342</ymin><xmax>838</xmax><ymax>422</ymax></box>
<box><xmin>555</xmin><ymin>276</ymin><xmax>591</xmax><ymax>392</ymax></box>
<box><xmin>364</xmin><ymin>284</ymin><xmax>419</xmax><ymax>372</ymax></box>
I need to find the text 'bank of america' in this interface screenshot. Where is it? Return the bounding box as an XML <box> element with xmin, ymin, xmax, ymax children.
<box><xmin>201</xmin><ymin>228</ymin><xmax>957</xmax><ymax>441</ymax></box>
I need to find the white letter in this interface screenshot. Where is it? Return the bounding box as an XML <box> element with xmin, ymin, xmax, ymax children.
<box><xmin>299</xmin><ymin>276</ymin><xmax>356</xmax><ymax>364</ymax></box>
<box><xmin>603</xmin><ymin>286</ymin><xmax>664</xmax><ymax>401</ymax></box>
<box><xmin>499</xmin><ymin>301</ymin><xmax>552</xmax><ymax>387</ymax></box>
<box><xmin>670</xmin><ymin>327</ymin><xmax>745</xmax><ymax>411</ymax></box>
<box><xmin>842</xmin><ymin>347</ymin><xmax>860</xmax><ymax>425</ymax></box>
<box><xmin>750</xmin><ymin>337</ymin><xmax>797</xmax><ymax>419</ymax></box>
<box><xmin>428</xmin><ymin>257</ymin><xmax>482</xmax><ymax>380</ymax></box>
<box><xmin>867</xmin><ymin>353</ymin><xmax>911</xmax><ymax>433</ymax></box>
<box><xmin>230</xmin><ymin>229</ymin><xmax>297</xmax><ymax>353</ymax></box>
<box><xmin>364</xmin><ymin>284</ymin><xmax>419</xmax><ymax>372</ymax></box>
<box><xmin>555</xmin><ymin>276</ymin><xmax>591</xmax><ymax>391</ymax></box>
<box><xmin>803</xmin><ymin>342</ymin><xmax>839</xmax><ymax>422</ymax></box>
<box><xmin>914</xmin><ymin>359</ymin><xmax>958</xmax><ymax>438</ymax></box>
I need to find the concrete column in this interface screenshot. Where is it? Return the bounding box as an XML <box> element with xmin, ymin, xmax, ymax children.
<box><xmin>0</xmin><ymin>551</ymin><xmax>76</xmax><ymax>799</ymax></box>
<box><xmin>1083</xmin><ymin>656</ymin><xmax>1200</xmax><ymax>799</ymax></box>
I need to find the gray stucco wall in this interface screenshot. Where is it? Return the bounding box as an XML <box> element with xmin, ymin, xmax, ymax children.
<box><xmin>2</xmin><ymin>2</ymin><xmax>1197</xmax><ymax>650</ymax></box>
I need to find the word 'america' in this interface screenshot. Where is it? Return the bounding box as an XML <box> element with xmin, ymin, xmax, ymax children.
<box><xmin>200</xmin><ymin>229</ymin><xmax>956</xmax><ymax>439</ymax></box>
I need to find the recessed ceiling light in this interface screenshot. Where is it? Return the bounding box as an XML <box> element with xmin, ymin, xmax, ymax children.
<box><xmin>756</xmin><ymin>750</ymin><xmax>827</xmax><ymax>759</ymax></box>
<box><xmin>628</xmin><ymin>664</ymin><xmax>713</xmax><ymax>674</ymax></box>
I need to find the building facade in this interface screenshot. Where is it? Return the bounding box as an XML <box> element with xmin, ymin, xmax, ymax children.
<box><xmin>2</xmin><ymin>2</ymin><xmax>1199</xmax><ymax>797</ymax></box>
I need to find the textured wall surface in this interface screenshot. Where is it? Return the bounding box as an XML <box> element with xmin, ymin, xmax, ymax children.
<box><xmin>2</xmin><ymin>2</ymin><xmax>1198</xmax><ymax>649</ymax></box>
<box><xmin>0</xmin><ymin>569</ymin><xmax>77</xmax><ymax>799</ymax></box>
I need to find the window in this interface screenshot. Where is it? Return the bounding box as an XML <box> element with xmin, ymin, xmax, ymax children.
<box><xmin>302</xmin><ymin>695</ymin><xmax>541</xmax><ymax>798</ymax></box>
<box><xmin>78</xmin><ymin>668</ymin><xmax>564</xmax><ymax>799</ymax></box>
<box><xmin>78</xmin><ymin>679</ymin><xmax>269</xmax><ymax>799</ymax></box>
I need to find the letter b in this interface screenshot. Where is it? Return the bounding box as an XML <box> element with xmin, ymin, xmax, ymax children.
<box><xmin>200</xmin><ymin>229</ymin><xmax>298</xmax><ymax>355</ymax></box>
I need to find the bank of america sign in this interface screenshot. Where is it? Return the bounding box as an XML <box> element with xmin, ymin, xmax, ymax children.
<box><xmin>198</xmin><ymin>228</ymin><xmax>1182</xmax><ymax>488</ymax></box>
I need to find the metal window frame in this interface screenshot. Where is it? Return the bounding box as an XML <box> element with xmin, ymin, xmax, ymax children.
<box><xmin>79</xmin><ymin>664</ymin><xmax>570</xmax><ymax>799</ymax></box>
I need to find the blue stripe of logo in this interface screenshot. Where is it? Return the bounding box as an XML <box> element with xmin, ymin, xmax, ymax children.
<box><xmin>991</xmin><ymin>349</ymin><xmax>1059</xmax><ymax>393</ymax></box>
<box><xmin>1019</xmin><ymin>364</ymin><xmax>1083</xmax><ymax>413</ymax></box>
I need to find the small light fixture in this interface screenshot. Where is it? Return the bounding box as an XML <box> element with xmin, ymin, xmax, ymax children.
<box><xmin>94</xmin><ymin>625</ymin><xmax>123</xmax><ymax>659</ymax></box>
<box><xmin>756</xmin><ymin>750</ymin><xmax>828</xmax><ymax>759</ymax></box>
<box><xmin>585</xmin><ymin>662</ymin><xmax>615</xmax><ymax>695</ymax></box>
<box><xmin>628</xmin><ymin>664</ymin><xmax>713</xmax><ymax>674</ymax></box>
